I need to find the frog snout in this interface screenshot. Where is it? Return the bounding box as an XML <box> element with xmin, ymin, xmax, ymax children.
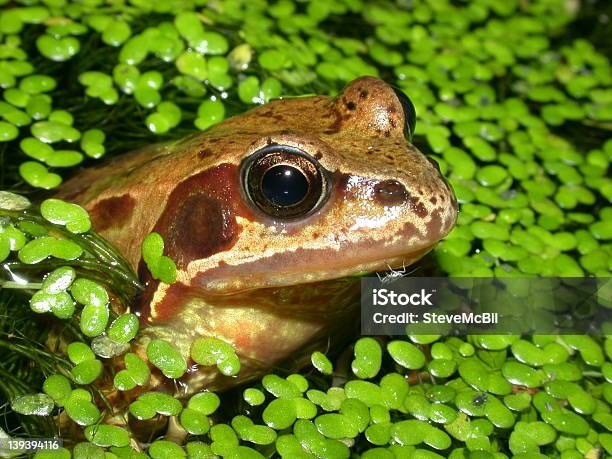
<box><xmin>373</xmin><ymin>179</ymin><xmax>409</xmax><ymax>206</ymax></box>
<box><xmin>369</xmin><ymin>170</ymin><xmax>458</xmax><ymax>246</ymax></box>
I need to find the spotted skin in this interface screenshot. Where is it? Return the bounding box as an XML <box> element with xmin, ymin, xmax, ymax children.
<box><xmin>57</xmin><ymin>77</ymin><xmax>457</xmax><ymax>394</ymax></box>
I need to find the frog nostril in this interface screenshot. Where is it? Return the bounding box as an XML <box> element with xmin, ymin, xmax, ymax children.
<box><xmin>373</xmin><ymin>179</ymin><xmax>409</xmax><ymax>205</ymax></box>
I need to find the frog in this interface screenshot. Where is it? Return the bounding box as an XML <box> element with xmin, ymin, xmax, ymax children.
<box><xmin>57</xmin><ymin>76</ymin><xmax>457</xmax><ymax>398</ymax></box>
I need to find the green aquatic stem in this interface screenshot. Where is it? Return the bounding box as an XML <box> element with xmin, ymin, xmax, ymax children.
<box><xmin>1</xmin><ymin>261</ymin><xmax>131</xmax><ymax>314</ymax></box>
<box><xmin>0</xmin><ymin>337</ymin><xmax>69</xmax><ymax>438</ymax></box>
<box><xmin>81</xmin><ymin>231</ymin><xmax>139</xmax><ymax>288</ymax></box>
<box><xmin>0</xmin><ymin>364</ymin><xmax>39</xmax><ymax>400</ymax></box>
<box><xmin>0</xmin><ymin>340</ymin><xmax>70</xmax><ymax>371</ymax></box>
<box><xmin>0</xmin><ymin>364</ymin><xmax>58</xmax><ymax>437</ymax></box>
<box><xmin>581</xmin><ymin>120</ymin><xmax>612</xmax><ymax>130</ymax></box>
<box><xmin>581</xmin><ymin>370</ymin><xmax>603</xmax><ymax>378</ymax></box>
<box><xmin>0</xmin><ymin>207</ymin><xmax>142</xmax><ymax>297</ymax></box>
<box><xmin>2</xmin><ymin>207</ymin><xmax>129</xmax><ymax>268</ymax></box>
<box><xmin>0</xmin><ymin>281</ymin><xmax>42</xmax><ymax>289</ymax></box>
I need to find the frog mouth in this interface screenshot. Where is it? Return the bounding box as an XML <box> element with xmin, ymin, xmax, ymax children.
<box><xmin>162</xmin><ymin>244</ymin><xmax>439</xmax><ymax>325</ymax></box>
<box><xmin>345</xmin><ymin>246</ymin><xmax>433</xmax><ymax>281</ymax></box>
<box><xmin>192</xmin><ymin>239</ymin><xmax>439</xmax><ymax>295</ymax></box>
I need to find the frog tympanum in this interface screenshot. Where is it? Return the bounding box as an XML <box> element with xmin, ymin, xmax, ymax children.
<box><xmin>58</xmin><ymin>76</ymin><xmax>457</xmax><ymax>397</ymax></box>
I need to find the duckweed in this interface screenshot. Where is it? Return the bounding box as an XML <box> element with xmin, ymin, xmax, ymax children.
<box><xmin>31</xmin><ymin>121</ymin><xmax>80</xmax><ymax>144</ymax></box>
<box><xmin>191</xmin><ymin>336</ymin><xmax>240</xmax><ymax>376</ymax></box>
<box><xmin>80</xmin><ymin>129</ymin><xmax>106</xmax><ymax>158</ymax></box>
<box><xmin>141</xmin><ymin>232</ymin><xmax>177</xmax><ymax>284</ymax></box>
<box><xmin>71</xmin><ymin>278</ymin><xmax>108</xmax><ymax>308</ymax></box>
<box><xmin>84</xmin><ymin>424</ymin><xmax>130</xmax><ymax>448</ymax></box>
<box><xmin>29</xmin><ymin>290</ymin><xmax>74</xmax><ymax>318</ymax></box>
<box><xmin>36</xmin><ymin>35</ymin><xmax>80</xmax><ymax>62</ymax></box>
<box><xmin>1</xmin><ymin>0</ymin><xmax>611</xmax><ymax>457</ymax></box>
<box><xmin>180</xmin><ymin>408</ymin><xmax>210</xmax><ymax>435</ymax></box>
<box><xmin>11</xmin><ymin>394</ymin><xmax>54</xmax><ymax>416</ymax></box>
<box><xmin>19</xmin><ymin>161</ymin><xmax>61</xmax><ymax>189</ymax></box>
<box><xmin>79</xmin><ymin>303</ymin><xmax>109</xmax><ymax>337</ymax></box>
<box><xmin>71</xmin><ymin>359</ymin><xmax>102</xmax><ymax>385</ymax></box>
<box><xmin>263</xmin><ymin>399</ymin><xmax>297</xmax><ymax>430</ymax></box>
<box><xmin>0</xmin><ymin>121</ymin><xmax>18</xmax><ymax>141</ymax></box>
<box><xmin>244</xmin><ymin>388</ymin><xmax>266</xmax><ymax>406</ymax></box>
<box><xmin>18</xmin><ymin>236</ymin><xmax>82</xmax><ymax>263</ymax></box>
<box><xmin>189</xmin><ymin>391</ymin><xmax>221</xmax><ymax>415</ymax></box>
<box><xmin>33</xmin><ymin>449</ymin><xmax>70</xmax><ymax>459</ymax></box>
<box><xmin>311</xmin><ymin>351</ymin><xmax>333</xmax><ymax>375</ymax></box>
<box><xmin>114</xmin><ymin>353</ymin><xmax>150</xmax><ymax>391</ymax></box>
<box><xmin>263</xmin><ymin>374</ymin><xmax>301</xmax><ymax>399</ymax></box>
<box><xmin>148</xmin><ymin>440</ymin><xmax>186</xmax><ymax>459</ymax></box>
<box><xmin>64</xmin><ymin>396</ymin><xmax>101</xmax><ymax>426</ymax></box>
<box><xmin>66</xmin><ymin>342</ymin><xmax>95</xmax><ymax>365</ymax></box>
<box><xmin>196</xmin><ymin>99</ymin><xmax>225</xmax><ymax>131</ymax></box>
<box><xmin>129</xmin><ymin>392</ymin><xmax>182</xmax><ymax>420</ymax></box>
<box><xmin>352</xmin><ymin>337</ymin><xmax>382</xmax><ymax>379</ymax></box>
<box><xmin>146</xmin><ymin>339</ymin><xmax>187</xmax><ymax>379</ymax></box>
<box><xmin>42</xmin><ymin>375</ymin><xmax>71</xmax><ymax>406</ymax></box>
<box><xmin>40</xmin><ymin>199</ymin><xmax>90</xmax><ymax>234</ymax></box>
<box><xmin>387</xmin><ymin>340</ymin><xmax>426</xmax><ymax>369</ymax></box>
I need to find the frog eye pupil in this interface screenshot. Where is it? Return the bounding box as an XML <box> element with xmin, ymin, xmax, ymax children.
<box><xmin>241</xmin><ymin>145</ymin><xmax>329</xmax><ymax>219</ymax></box>
<box><xmin>261</xmin><ymin>165</ymin><xmax>309</xmax><ymax>207</ymax></box>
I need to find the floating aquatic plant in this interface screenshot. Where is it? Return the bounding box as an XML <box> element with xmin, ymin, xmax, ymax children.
<box><xmin>0</xmin><ymin>0</ymin><xmax>610</xmax><ymax>457</ymax></box>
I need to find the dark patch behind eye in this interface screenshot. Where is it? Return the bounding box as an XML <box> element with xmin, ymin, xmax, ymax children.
<box><xmin>90</xmin><ymin>194</ymin><xmax>135</xmax><ymax>231</ymax></box>
<box><xmin>151</xmin><ymin>164</ymin><xmax>243</xmax><ymax>269</ymax></box>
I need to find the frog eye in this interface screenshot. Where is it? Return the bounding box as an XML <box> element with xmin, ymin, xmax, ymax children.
<box><xmin>392</xmin><ymin>87</ymin><xmax>417</xmax><ymax>140</ymax></box>
<box><xmin>241</xmin><ymin>145</ymin><xmax>329</xmax><ymax>219</ymax></box>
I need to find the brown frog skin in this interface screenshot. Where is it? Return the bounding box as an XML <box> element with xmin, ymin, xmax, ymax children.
<box><xmin>57</xmin><ymin>76</ymin><xmax>457</xmax><ymax>397</ymax></box>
